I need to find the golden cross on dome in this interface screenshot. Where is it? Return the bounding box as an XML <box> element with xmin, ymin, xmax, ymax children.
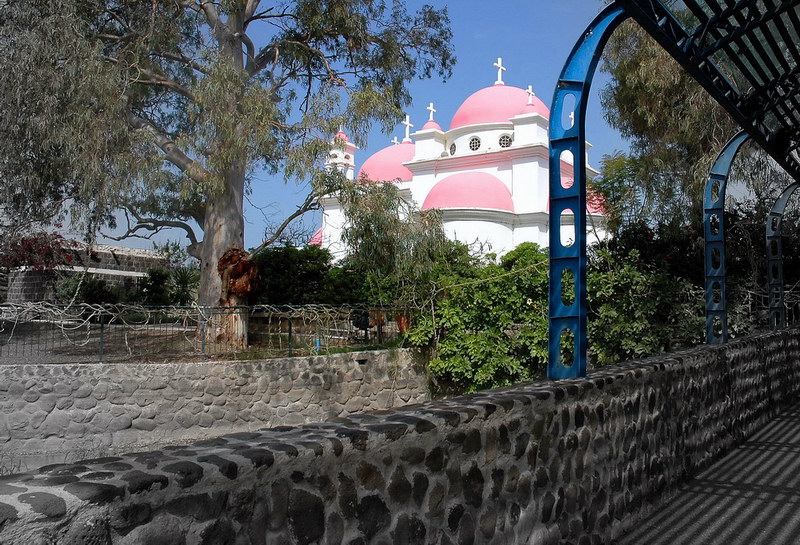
<box><xmin>526</xmin><ymin>85</ymin><xmax>535</xmax><ymax>105</ymax></box>
<box><xmin>427</xmin><ymin>102</ymin><xmax>436</xmax><ymax>121</ymax></box>
<box><xmin>494</xmin><ymin>57</ymin><xmax>506</xmax><ymax>85</ymax></box>
<box><xmin>402</xmin><ymin>115</ymin><xmax>413</xmax><ymax>142</ymax></box>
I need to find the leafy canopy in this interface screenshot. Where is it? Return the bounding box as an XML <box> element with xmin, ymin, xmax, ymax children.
<box><xmin>0</xmin><ymin>0</ymin><xmax>455</xmax><ymax>246</ymax></box>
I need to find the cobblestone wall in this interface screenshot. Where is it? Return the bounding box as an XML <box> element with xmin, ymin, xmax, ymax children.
<box><xmin>0</xmin><ymin>349</ymin><xmax>429</xmax><ymax>469</ymax></box>
<box><xmin>0</xmin><ymin>330</ymin><xmax>798</xmax><ymax>545</ymax></box>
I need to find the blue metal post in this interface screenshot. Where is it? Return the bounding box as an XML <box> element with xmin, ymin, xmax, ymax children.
<box><xmin>703</xmin><ymin>131</ymin><xmax>749</xmax><ymax>344</ymax></box>
<box><xmin>548</xmin><ymin>5</ymin><xmax>628</xmax><ymax>379</ymax></box>
<box><xmin>766</xmin><ymin>182</ymin><xmax>800</xmax><ymax>330</ymax></box>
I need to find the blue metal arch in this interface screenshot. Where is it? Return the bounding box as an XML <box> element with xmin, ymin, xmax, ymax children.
<box><xmin>548</xmin><ymin>5</ymin><xmax>628</xmax><ymax>379</ymax></box>
<box><xmin>703</xmin><ymin>131</ymin><xmax>750</xmax><ymax>344</ymax></box>
<box><xmin>766</xmin><ymin>182</ymin><xmax>800</xmax><ymax>330</ymax></box>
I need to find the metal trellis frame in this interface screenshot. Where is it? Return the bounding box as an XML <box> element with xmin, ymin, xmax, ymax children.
<box><xmin>616</xmin><ymin>0</ymin><xmax>800</xmax><ymax>184</ymax></box>
<box><xmin>547</xmin><ymin>5</ymin><xmax>628</xmax><ymax>379</ymax></box>
<box><xmin>767</xmin><ymin>182</ymin><xmax>800</xmax><ymax>329</ymax></box>
<box><xmin>704</xmin><ymin>131</ymin><xmax>750</xmax><ymax>344</ymax></box>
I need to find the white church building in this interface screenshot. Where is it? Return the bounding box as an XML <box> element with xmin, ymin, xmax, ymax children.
<box><xmin>312</xmin><ymin>59</ymin><xmax>607</xmax><ymax>258</ymax></box>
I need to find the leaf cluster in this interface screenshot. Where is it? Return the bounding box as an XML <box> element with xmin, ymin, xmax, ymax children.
<box><xmin>248</xmin><ymin>245</ymin><xmax>363</xmax><ymax>305</ymax></box>
<box><xmin>407</xmin><ymin>242</ymin><xmax>550</xmax><ymax>393</ymax></box>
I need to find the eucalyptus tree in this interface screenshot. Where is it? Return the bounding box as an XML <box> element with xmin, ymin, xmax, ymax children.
<box><xmin>0</xmin><ymin>0</ymin><xmax>454</xmax><ymax>340</ymax></box>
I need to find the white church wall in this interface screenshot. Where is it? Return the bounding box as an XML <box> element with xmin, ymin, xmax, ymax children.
<box><xmin>511</xmin><ymin>113</ymin><xmax>549</xmax><ymax>145</ymax></box>
<box><xmin>448</xmin><ymin>125</ymin><xmax>515</xmax><ymax>158</ymax></box>
<box><xmin>510</xmin><ymin>156</ymin><xmax>545</xmax><ymax>214</ymax></box>
<box><xmin>320</xmin><ymin>198</ymin><xmax>348</xmax><ymax>260</ymax></box>
<box><xmin>442</xmin><ymin>212</ymin><xmax>514</xmax><ymax>257</ymax></box>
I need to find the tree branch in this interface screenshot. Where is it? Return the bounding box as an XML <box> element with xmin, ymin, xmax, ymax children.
<box><xmin>249</xmin><ymin>192</ymin><xmax>321</xmax><ymax>258</ymax></box>
<box><xmin>126</xmin><ymin>110</ymin><xmax>211</xmax><ymax>185</ymax></box>
<box><xmin>133</xmin><ymin>67</ymin><xmax>197</xmax><ymax>101</ymax></box>
<box><xmin>151</xmin><ymin>50</ymin><xmax>209</xmax><ymax>75</ymax></box>
<box><xmin>106</xmin><ymin>209</ymin><xmax>202</xmax><ymax>257</ymax></box>
<box><xmin>243</xmin><ymin>0</ymin><xmax>262</xmax><ymax>24</ymax></box>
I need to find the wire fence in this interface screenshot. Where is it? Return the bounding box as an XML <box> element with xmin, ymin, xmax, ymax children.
<box><xmin>0</xmin><ymin>303</ymin><xmax>411</xmax><ymax>365</ymax></box>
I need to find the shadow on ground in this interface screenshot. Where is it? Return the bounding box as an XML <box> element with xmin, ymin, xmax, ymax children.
<box><xmin>619</xmin><ymin>402</ymin><xmax>800</xmax><ymax>545</ymax></box>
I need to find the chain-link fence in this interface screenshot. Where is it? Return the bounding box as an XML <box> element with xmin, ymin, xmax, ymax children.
<box><xmin>0</xmin><ymin>304</ymin><xmax>410</xmax><ymax>364</ymax></box>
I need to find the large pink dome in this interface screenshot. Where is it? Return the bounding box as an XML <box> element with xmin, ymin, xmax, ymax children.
<box><xmin>357</xmin><ymin>141</ymin><xmax>415</xmax><ymax>182</ymax></box>
<box><xmin>450</xmin><ymin>84</ymin><xmax>550</xmax><ymax>129</ymax></box>
<box><xmin>422</xmin><ymin>172</ymin><xmax>514</xmax><ymax>212</ymax></box>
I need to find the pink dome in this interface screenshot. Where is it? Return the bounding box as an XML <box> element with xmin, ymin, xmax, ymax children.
<box><xmin>422</xmin><ymin>119</ymin><xmax>442</xmax><ymax>131</ymax></box>
<box><xmin>308</xmin><ymin>227</ymin><xmax>322</xmax><ymax>247</ymax></box>
<box><xmin>422</xmin><ymin>172</ymin><xmax>514</xmax><ymax>212</ymax></box>
<box><xmin>450</xmin><ymin>84</ymin><xmax>550</xmax><ymax>129</ymax></box>
<box><xmin>358</xmin><ymin>141</ymin><xmax>415</xmax><ymax>182</ymax></box>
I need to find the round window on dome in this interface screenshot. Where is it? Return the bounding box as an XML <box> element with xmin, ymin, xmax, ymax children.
<box><xmin>449</xmin><ymin>143</ymin><xmax>456</xmax><ymax>156</ymax></box>
<box><xmin>499</xmin><ymin>134</ymin><xmax>512</xmax><ymax>148</ymax></box>
<box><xmin>469</xmin><ymin>136</ymin><xmax>481</xmax><ymax>151</ymax></box>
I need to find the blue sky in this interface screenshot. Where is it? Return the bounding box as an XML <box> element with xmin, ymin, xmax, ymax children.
<box><xmin>100</xmin><ymin>1</ymin><xmax>630</xmax><ymax>250</ymax></box>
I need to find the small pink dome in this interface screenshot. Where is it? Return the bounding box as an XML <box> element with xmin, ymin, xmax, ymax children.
<box><xmin>422</xmin><ymin>119</ymin><xmax>442</xmax><ymax>131</ymax></box>
<box><xmin>308</xmin><ymin>227</ymin><xmax>323</xmax><ymax>247</ymax></box>
<box><xmin>450</xmin><ymin>84</ymin><xmax>550</xmax><ymax>129</ymax></box>
<box><xmin>358</xmin><ymin>141</ymin><xmax>415</xmax><ymax>182</ymax></box>
<box><xmin>422</xmin><ymin>172</ymin><xmax>514</xmax><ymax>212</ymax></box>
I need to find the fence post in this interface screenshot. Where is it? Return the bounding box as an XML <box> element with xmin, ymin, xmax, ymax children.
<box><xmin>288</xmin><ymin>317</ymin><xmax>293</xmax><ymax>356</ymax></box>
<box><xmin>200</xmin><ymin>309</ymin><xmax>207</xmax><ymax>356</ymax></box>
<box><xmin>98</xmin><ymin>315</ymin><xmax>105</xmax><ymax>364</ymax></box>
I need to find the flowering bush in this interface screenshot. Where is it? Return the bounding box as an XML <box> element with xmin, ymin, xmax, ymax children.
<box><xmin>0</xmin><ymin>232</ymin><xmax>73</xmax><ymax>271</ymax></box>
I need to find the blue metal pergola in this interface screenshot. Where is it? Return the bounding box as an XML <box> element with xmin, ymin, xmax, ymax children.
<box><xmin>548</xmin><ymin>0</ymin><xmax>800</xmax><ymax>378</ymax></box>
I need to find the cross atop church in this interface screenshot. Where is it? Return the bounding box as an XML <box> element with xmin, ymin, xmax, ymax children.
<box><xmin>526</xmin><ymin>85</ymin><xmax>535</xmax><ymax>105</ymax></box>
<box><xmin>427</xmin><ymin>102</ymin><xmax>436</xmax><ymax>121</ymax></box>
<box><xmin>391</xmin><ymin>136</ymin><xmax>400</xmax><ymax>145</ymax></box>
<box><xmin>494</xmin><ymin>57</ymin><xmax>506</xmax><ymax>85</ymax></box>
<box><xmin>402</xmin><ymin>115</ymin><xmax>413</xmax><ymax>142</ymax></box>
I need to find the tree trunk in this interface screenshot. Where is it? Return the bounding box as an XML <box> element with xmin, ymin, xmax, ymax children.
<box><xmin>198</xmin><ymin>163</ymin><xmax>249</xmax><ymax>349</ymax></box>
<box><xmin>196</xmin><ymin>11</ymin><xmax>253</xmax><ymax>350</ymax></box>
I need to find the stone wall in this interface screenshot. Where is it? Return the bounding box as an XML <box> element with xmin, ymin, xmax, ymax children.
<box><xmin>0</xmin><ymin>349</ymin><xmax>429</xmax><ymax>469</ymax></box>
<box><xmin>0</xmin><ymin>330</ymin><xmax>798</xmax><ymax>545</ymax></box>
<box><xmin>5</xmin><ymin>270</ymin><xmax>59</xmax><ymax>304</ymax></box>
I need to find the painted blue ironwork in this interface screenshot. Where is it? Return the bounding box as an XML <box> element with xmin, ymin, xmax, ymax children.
<box><xmin>703</xmin><ymin>131</ymin><xmax>750</xmax><ymax>344</ymax></box>
<box><xmin>766</xmin><ymin>182</ymin><xmax>800</xmax><ymax>330</ymax></box>
<box><xmin>617</xmin><ymin>0</ymin><xmax>800</xmax><ymax>184</ymax></box>
<box><xmin>548</xmin><ymin>5</ymin><xmax>627</xmax><ymax>379</ymax></box>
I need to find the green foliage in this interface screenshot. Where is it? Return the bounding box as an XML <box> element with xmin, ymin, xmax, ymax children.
<box><xmin>338</xmin><ymin>182</ymin><xmax>453</xmax><ymax>308</ymax></box>
<box><xmin>249</xmin><ymin>245</ymin><xmax>363</xmax><ymax>305</ymax></box>
<box><xmin>408</xmin><ymin>235</ymin><xmax>708</xmax><ymax>394</ymax></box>
<box><xmin>170</xmin><ymin>266</ymin><xmax>200</xmax><ymax>306</ymax></box>
<box><xmin>587</xmin><ymin>248</ymin><xmax>703</xmax><ymax>365</ymax></box>
<box><xmin>598</xmin><ymin>18</ymin><xmax>794</xmax><ymax>228</ymax></box>
<box><xmin>56</xmin><ymin>274</ymin><xmax>129</xmax><ymax>305</ymax></box>
<box><xmin>0</xmin><ymin>0</ymin><xmax>455</xmax><ymax>260</ymax></box>
<box><xmin>407</xmin><ymin>243</ymin><xmax>550</xmax><ymax>393</ymax></box>
<box><xmin>137</xmin><ymin>268</ymin><xmax>173</xmax><ymax>306</ymax></box>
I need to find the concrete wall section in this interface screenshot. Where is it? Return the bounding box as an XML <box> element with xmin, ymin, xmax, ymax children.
<box><xmin>0</xmin><ymin>331</ymin><xmax>798</xmax><ymax>544</ymax></box>
<box><xmin>0</xmin><ymin>349</ymin><xmax>429</xmax><ymax>468</ymax></box>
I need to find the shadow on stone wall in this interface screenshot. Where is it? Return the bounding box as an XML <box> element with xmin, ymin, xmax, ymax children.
<box><xmin>0</xmin><ymin>330</ymin><xmax>797</xmax><ymax>544</ymax></box>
